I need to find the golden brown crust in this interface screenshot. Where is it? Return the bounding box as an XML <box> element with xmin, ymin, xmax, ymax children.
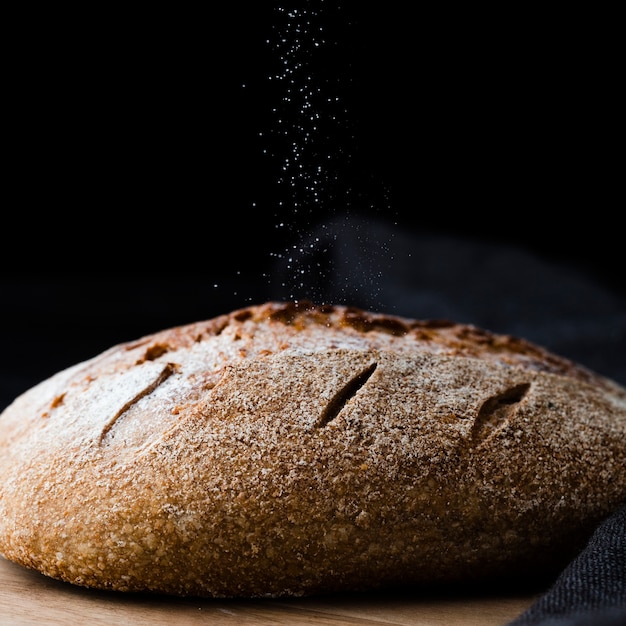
<box><xmin>0</xmin><ymin>300</ymin><xmax>625</xmax><ymax>597</ymax></box>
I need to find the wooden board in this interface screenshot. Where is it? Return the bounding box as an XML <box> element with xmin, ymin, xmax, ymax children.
<box><xmin>0</xmin><ymin>556</ymin><xmax>536</xmax><ymax>625</ymax></box>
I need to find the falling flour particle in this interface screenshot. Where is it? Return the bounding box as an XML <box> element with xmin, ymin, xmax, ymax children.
<box><xmin>259</xmin><ymin>5</ymin><xmax>395</xmax><ymax>307</ymax></box>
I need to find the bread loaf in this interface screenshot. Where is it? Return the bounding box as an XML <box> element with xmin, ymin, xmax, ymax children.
<box><xmin>0</xmin><ymin>300</ymin><xmax>625</xmax><ymax>598</ymax></box>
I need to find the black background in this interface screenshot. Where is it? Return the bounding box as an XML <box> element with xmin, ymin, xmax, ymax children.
<box><xmin>2</xmin><ymin>4</ymin><xmax>624</xmax><ymax>410</ymax></box>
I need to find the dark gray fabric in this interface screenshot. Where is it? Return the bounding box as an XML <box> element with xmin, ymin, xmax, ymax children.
<box><xmin>507</xmin><ymin>506</ymin><xmax>626</xmax><ymax>625</ymax></box>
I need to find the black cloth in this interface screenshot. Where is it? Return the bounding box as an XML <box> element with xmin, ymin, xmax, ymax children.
<box><xmin>507</xmin><ymin>505</ymin><xmax>626</xmax><ymax>626</ymax></box>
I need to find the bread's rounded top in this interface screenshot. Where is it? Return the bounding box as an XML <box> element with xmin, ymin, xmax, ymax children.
<box><xmin>131</xmin><ymin>299</ymin><xmax>619</xmax><ymax>390</ymax></box>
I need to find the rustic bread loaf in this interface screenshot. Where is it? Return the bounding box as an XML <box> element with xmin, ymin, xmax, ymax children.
<box><xmin>0</xmin><ymin>300</ymin><xmax>625</xmax><ymax>598</ymax></box>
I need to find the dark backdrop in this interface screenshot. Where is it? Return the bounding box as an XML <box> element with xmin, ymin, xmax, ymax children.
<box><xmin>2</xmin><ymin>4</ymin><xmax>623</xmax><ymax>411</ymax></box>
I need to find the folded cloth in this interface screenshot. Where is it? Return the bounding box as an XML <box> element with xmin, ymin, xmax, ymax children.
<box><xmin>507</xmin><ymin>505</ymin><xmax>626</xmax><ymax>626</ymax></box>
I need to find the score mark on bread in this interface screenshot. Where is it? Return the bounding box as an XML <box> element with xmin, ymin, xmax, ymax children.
<box><xmin>315</xmin><ymin>362</ymin><xmax>377</xmax><ymax>428</ymax></box>
<box><xmin>98</xmin><ymin>362</ymin><xmax>177</xmax><ymax>444</ymax></box>
<box><xmin>0</xmin><ymin>300</ymin><xmax>624</xmax><ymax>598</ymax></box>
<box><xmin>470</xmin><ymin>382</ymin><xmax>531</xmax><ymax>444</ymax></box>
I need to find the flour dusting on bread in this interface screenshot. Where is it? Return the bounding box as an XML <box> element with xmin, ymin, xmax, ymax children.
<box><xmin>0</xmin><ymin>301</ymin><xmax>624</xmax><ymax>597</ymax></box>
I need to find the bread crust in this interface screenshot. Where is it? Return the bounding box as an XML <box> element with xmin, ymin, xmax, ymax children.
<box><xmin>0</xmin><ymin>300</ymin><xmax>625</xmax><ymax>597</ymax></box>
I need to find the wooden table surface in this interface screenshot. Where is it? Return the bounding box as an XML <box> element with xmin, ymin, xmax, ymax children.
<box><xmin>0</xmin><ymin>556</ymin><xmax>536</xmax><ymax>625</ymax></box>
